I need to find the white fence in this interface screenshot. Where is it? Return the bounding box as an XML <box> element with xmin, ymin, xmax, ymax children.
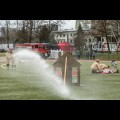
<box><xmin>0</xmin><ymin>44</ymin><xmax>14</xmax><ymax>49</ymax></box>
<box><xmin>49</xmin><ymin>49</ymin><xmax>64</xmax><ymax>59</ymax></box>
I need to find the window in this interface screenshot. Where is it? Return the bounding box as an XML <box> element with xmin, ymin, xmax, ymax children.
<box><xmin>63</xmin><ymin>34</ymin><xmax>65</xmax><ymax>37</ymax></box>
<box><xmin>45</xmin><ymin>45</ymin><xmax>51</xmax><ymax>50</ymax></box>
<box><xmin>35</xmin><ymin>45</ymin><xmax>38</xmax><ymax>48</ymax></box>
<box><xmin>39</xmin><ymin>46</ymin><xmax>44</xmax><ymax>48</ymax></box>
<box><xmin>71</xmin><ymin>33</ymin><xmax>72</xmax><ymax>36</ymax></box>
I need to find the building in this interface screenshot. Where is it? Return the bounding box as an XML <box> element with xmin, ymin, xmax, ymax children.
<box><xmin>52</xmin><ymin>29</ymin><xmax>77</xmax><ymax>44</ymax></box>
<box><xmin>75</xmin><ymin>20</ymin><xmax>91</xmax><ymax>30</ymax></box>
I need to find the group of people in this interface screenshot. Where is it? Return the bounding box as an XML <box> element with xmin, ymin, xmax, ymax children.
<box><xmin>86</xmin><ymin>51</ymin><xmax>96</xmax><ymax>60</ymax></box>
<box><xmin>6</xmin><ymin>49</ymin><xmax>16</xmax><ymax>70</ymax></box>
<box><xmin>91</xmin><ymin>59</ymin><xmax>119</xmax><ymax>74</ymax></box>
<box><xmin>77</xmin><ymin>50</ymin><xmax>96</xmax><ymax>60</ymax></box>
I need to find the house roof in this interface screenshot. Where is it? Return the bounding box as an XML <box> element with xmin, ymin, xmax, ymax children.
<box><xmin>57</xmin><ymin>42</ymin><xmax>73</xmax><ymax>46</ymax></box>
<box><xmin>53</xmin><ymin>52</ymin><xmax>81</xmax><ymax>67</ymax></box>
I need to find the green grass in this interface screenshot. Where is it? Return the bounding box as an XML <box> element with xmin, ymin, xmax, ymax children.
<box><xmin>95</xmin><ymin>52</ymin><xmax>120</xmax><ymax>60</ymax></box>
<box><xmin>74</xmin><ymin>52</ymin><xmax>120</xmax><ymax>60</ymax></box>
<box><xmin>0</xmin><ymin>52</ymin><xmax>5</xmax><ymax>57</ymax></box>
<box><xmin>0</xmin><ymin>59</ymin><xmax>120</xmax><ymax>100</ymax></box>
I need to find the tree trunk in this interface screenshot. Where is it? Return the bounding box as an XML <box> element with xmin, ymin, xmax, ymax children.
<box><xmin>105</xmin><ymin>35</ymin><xmax>110</xmax><ymax>53</ymax></box>
<box><xmin>29</xmin><ymin>20</ymin><xmax>33</xmax><ymax>43</ymax></box>
<box><xmin>6</xmin><ymin>20</ymin><xmax>10</xmax><ymax>48</ymax></box>
<box><xmin>102</xmin><ymin>20</ymin><xmax>110</xmax><ymax>54</ymax></box>
<box><xmin>49</xmin><ymin>20</ymin><xmax>51</xmax><ymax>31</ymax></box>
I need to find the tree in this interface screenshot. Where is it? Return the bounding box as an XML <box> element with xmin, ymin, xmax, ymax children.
<box><xmin>16</xmin><ymin>20</ymin><xmax>29</xmax><ymax>43</ymax></box>
<box><xmin>91</xmin><ymin>20</ymin><xmax>112</xmax><ymax>54</ymax></box>
<box><xmin>28</xmin><ymin>20</ymin><xmax>33</xmax><ymax>43</ymax></box>
<box><xmin>39</xmin><ymin>25</ymin><xmax>51</xmax><ymax>43</ymax></box>
<box><xmin>0</xmin><ymin>20</ymin><xmax>65</xmax><ymax>44</ymax></box>
<box><xmin>74</xmin><ymin>24</ymin><xmax>85</xmax><ymax>58</ymax></box>
<box><xmin>47</xmin><ymin>20</ymin><xmax>64</xmax><ymax>31</ymax></box>
<box><xmin>74</xmin><ymin>24</ymin><xmax>85</xmax><ymax>52</ymax></box>
<box><xmin>49</xmin><ymin>32</ymin><xmax>57</xmax><ymax>44</ymax></box>
<box><xmin>111</xmin><ymin>20</ymin><xmax>120</xmax><ymax>52</ymax></box>
<box><xmin>6</xmin><ymin>20</ymin><xmax>10</xmax><ymax>48</ymax></box>
<box><xmin>0</xmin><ymin>27</ymin><xmax>5</xmax><ymax>44</ymax></box>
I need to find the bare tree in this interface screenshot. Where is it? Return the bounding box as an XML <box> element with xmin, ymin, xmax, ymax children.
<box><xmin>45</xmin><ymin>20</ymin><xmax>65</xmax><ymax>31</ymax></box>
<box><xmin>6</xmin><ymin>20</ymin><xmax>10</xmax><ymax>48</ymax></box>
<box><xmin>28</xmin><ymin>20</ymin><xmax>33</xmax><ymax>43</ymax></box>
<box><xmin>111</xmin><ymin>20</ymin><xmax>120</xmax><ymax>52</ymax></box>
<box><xmin>92</xmin><ymin>20</ymin><xmax>111</xmax><ymax>53</ymax></box>
<box><xmin>92</xmin><ymin>20</ymin><xmax>120</xmax><ymax>54</ymax></box>
<box><xmin>0</xmin><ymin>20</ymin><xmax>65</xmax><ymax>44</ymax></box>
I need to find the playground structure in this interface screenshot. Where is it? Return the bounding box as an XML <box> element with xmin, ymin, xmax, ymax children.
<box><xmin>53</xmin><ymin>52</ymin><xmax>80</xmax><ymax>86</ymax></box>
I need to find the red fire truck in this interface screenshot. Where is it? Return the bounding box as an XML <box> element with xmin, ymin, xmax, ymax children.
<box><xmin>15</xmin><ymin>43</ymin><xmax>51</xmax><ymax>56</ymax></box>
<box><xmin>15</xmin><ymin>42</ymin><xmax>74</xmax><ymax>57</ymax></box>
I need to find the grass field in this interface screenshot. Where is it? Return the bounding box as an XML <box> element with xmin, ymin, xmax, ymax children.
<box><xmin>0</xmin><ymin>58</ymin><xmax>120</xmax><ymax>100</ymax></box>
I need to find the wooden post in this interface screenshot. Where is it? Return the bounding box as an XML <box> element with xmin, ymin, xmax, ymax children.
<box><xmin>64</xmin><ymin>57</ymin><xmax>67</xmax><ymax>86</ymax></box>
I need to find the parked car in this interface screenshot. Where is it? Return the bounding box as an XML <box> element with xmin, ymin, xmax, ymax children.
<box><xmin>0</xmin><ymin>48</ymin><xmax>8</xmax><ymax>52</ymax></box>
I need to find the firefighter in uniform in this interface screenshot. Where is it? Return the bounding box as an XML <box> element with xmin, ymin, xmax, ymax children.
<box><xmin>91</xmin><ymin>59</ymin><xmax>102</xmax><ymax>73</ymax></box>
<box><xmin>6</xmin><ymin>49</ymin><xmax>12</xmax><ymax>70</ymax></box>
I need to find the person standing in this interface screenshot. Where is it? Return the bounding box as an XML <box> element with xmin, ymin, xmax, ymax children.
<box><xmin>11</xmin><ymin>50</ymin><xmax>16</xmax><ymax>70</ymax></box>
<box><xmin>86</xmin><ymin>51</ymin><xmax>89</xmax><ymax>60</ymax></box>
<box><xmin>77</xmin><ymin>50</ymin><xmax>80</xmax><ymax>60</ymax></box>
<box><xmin>92</xmin><ymin>51</ymin><xmax>95</xmax><ymax>60</ymax></box>
<box><xmin>44</xmin><ymin>52</ymin><xmax>48</xmax><ymax>59</ymax></box>
<box><xmin>6</xmin><ymin>49</ymin><xmax>12</xmax><ymax>70</ymax></box>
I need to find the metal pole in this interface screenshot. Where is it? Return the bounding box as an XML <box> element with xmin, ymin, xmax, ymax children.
<box><xmin>64</xmin><ymin>57</ymin><xmax>67</xmax><ymax>86</ymax></box>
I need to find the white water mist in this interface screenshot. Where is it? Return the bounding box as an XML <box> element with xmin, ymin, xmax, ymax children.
<box><xmin>13</xmin><ymin>49</ymin><xmax>71</xmax><ymax>98</ymax></box>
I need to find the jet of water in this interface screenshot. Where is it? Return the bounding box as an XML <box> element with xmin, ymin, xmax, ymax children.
<box><xmin>13</xmin><ymin>49</ymin><xmax>73</xmax><ymax>99</ymax></box>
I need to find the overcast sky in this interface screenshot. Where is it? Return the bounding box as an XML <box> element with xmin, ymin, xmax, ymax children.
<box><xmin>61</xmin><ymin>20</ymin><xmax>76</xmax><ymax>29</ymax></box>
<box><xmin>0</xmin><ymin>20</ymin><xmax>76</xmax><ymax>30</ymax></box>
